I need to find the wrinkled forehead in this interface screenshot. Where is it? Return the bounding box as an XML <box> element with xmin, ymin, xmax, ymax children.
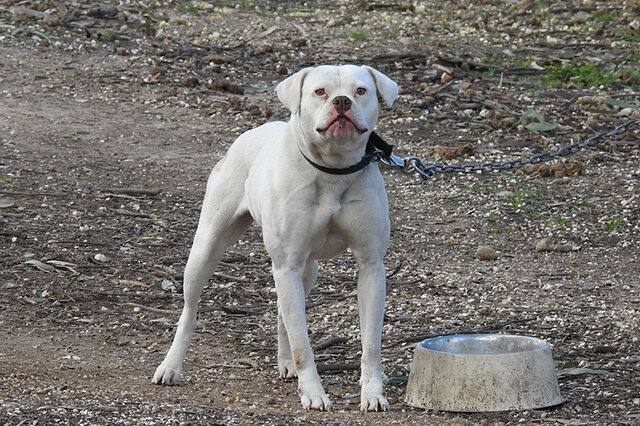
<box><xmin>303</xmin><ymin>65</ymin><xmax>374</xmax><ymax>92</ymax></box>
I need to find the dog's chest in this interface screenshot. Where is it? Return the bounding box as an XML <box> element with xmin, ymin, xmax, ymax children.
<box><xmin>303</xmin><ymin>184</ymin><xmax>361</xmax><ymax>258</ymax></box>
<box><xmin>255</xmin><ymin>176</ymin><xmax>361</xmax><ymax>259</ymax></box>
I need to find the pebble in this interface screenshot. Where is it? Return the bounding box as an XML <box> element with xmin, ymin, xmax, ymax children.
<box><xmin>476</xmin><ymin>245</ymin><xmax>498</xmax><ymax>261</ymax></box>
<box><xmin>87</xmin><ymin>6</ymin><xmax>119</xmax><ymax>19</ymax></box>
<box><xmin>440</xmin><ymin>72</ymin><xmax>453</xmax><ymax>83</ymax></box>
<box><xmin>536</xmin><ymin>238</ymin><xmax>554</xmax><ymax>252</ymax></box>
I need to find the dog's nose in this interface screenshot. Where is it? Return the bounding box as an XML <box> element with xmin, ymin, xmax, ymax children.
<box><xmin>332</xmin><ymin>96</ymin><xmax>352</xmax><ymax>113</ymax></box>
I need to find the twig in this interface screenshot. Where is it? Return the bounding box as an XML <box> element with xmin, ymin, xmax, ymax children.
<box><xmin>429</xmin><ymin>80</ymin><xmax>455</xmax><ymax>96</ymax></box>
<box><xmin>0</xmin><ymin>190</ymin><xmax>64</xmax><ymax>197</ymax></box>
<box><xmin>315</xmin><ymin>336</ymin><xmax>349</xmax><ymax>351</ymax></box>
<box><xmin>213</xmin><ymin>272</ymin><xmax>250</xmax><ymax>282</ymax></box>
<box><xmin>121</xmin><ymin>302</ymin><xmax>179</xmax><ymax>316</ymax></box>
<box><xmin>114</xmin><ymin>209</ymin><xmax>152</xmax><ymax>218</ymax></box>
<box><xmin>370</xmin><ymin>53</ymin><xmax>427</xmax><ymax>62</ymax></box>
<box><xmin>211</xmin><ymin>358</ymin><xmax>257</xmax><ymax>369</ymax></box>
<box><xmin>317</xmin><ymin>363</ymin><xmax>359</xmax><ymax>373</ymax></box>
<box><xmin>49</xmin><ymin>240</ymin><xmax>112</xmax><ymax>246</ymax></box>
<box><xmin>216</xmin><ymin>302</ymin><xmax>262</xmax><ymax>316</ymax></box>
<box><xmin>101</xmin><ymin>187</ymin><xmax>163</xmax><ymax>197</ymax></box>
<box><xmin>386</xmin><ymin>259</ymin><xmax>403</xmax><ymax>279</ymax></box>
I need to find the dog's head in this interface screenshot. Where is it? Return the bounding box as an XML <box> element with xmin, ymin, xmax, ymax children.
<box><xmin>277</xmin><ymin>65</ymin><xmax>398</xmax><ymax>148</ymax></box>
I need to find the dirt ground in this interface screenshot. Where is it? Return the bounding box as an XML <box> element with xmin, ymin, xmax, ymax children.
<box><xmin>1</xmin><ymin>1</ymin><xmax>639</xmax><ymax>424</ymax></box>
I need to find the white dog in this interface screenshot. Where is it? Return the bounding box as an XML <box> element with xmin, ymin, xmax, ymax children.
<box><xmin>152</xmin><ymin>65</ymin><xmax>398</xmax><ymax>412</ymax></box>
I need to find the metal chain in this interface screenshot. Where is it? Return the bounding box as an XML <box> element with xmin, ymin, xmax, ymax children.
<box><xmin>376</xmin><ymin>119</ymin><xmax>640</xmax><ymax>179</ymax></box>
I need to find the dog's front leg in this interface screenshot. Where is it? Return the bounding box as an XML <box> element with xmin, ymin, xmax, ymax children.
<box><xmin>273</xmin><ymin>264</ymin><xmax>332</xmax><ymax>411</ymax></box>
<box><xmin>278</xmin><ymin>259</ymin><xmax>318</xmax><ymax>379</ymax></box>
<box><xmin>355</xmin><ymin>258</ymin><xmax>389</xmax><ymax>412</ymax></box>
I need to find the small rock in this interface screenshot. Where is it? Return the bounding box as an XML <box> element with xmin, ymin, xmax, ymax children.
<box><xmin>203</xmin><ymin>54</ymin><xmax>232</xmax><ymax>64</ymax></box>
<box><xmin>228</xmin><ymin>96</ymin><xmax>242</xmax><ymax>111</ymax></box>
<box><xmin>431</xmin><ymin>144</ymin><xmax>473</xmax><ymax>161</ymax></box>
<box><xmin>126</xmin><ymin>13</ymin><xmax>144</xmax><ymax>26</ymax></box>
<box><xmin>87</xmin><ymin>6</ymin><xmax>119</xmax><ymax>19</ymax></box>
<box><xmin>208</xmin><ymin>80</ymin><xmax>244</xmax><ymax>94</ymax></box>
<box><xmin>182</xmin><ymin>77</ymin><xmax>199</xmax><ymax>88</ymax></box>
<box><xmin>566</xmin><ymin>162</ymin><xmax>583</xmax><ymax>176</ymax></box>
<box><xmin>0</xmin><ymin>197</ymin><xmax>16</xmax><ymax>208</ymax></box>
<box><xmin>593</xmin><ymin>345</ymin><xmax>616</xmax><ymax>354</ymax></box>
<box><xmin>535</xmin><ymin>238</ymin><xmax>554</xmax><ymax>252</ymax></box>
<box><xmin>458</xmin><ymin>81</ymin><xmax>475</xmax><ymax>98</ymax></box>
<box><xmin>290</xmin><ymin>39</ymin><xmax>307</xmax><ymax>48</ymax></box>
<box><xmin>618</xmin><ymin>107</ymin><xmax>639</xmax><ymax>117</ymax></box>
<box><xmin>499</xmin><ymin>116</ymin><xmax>517</xmax><ymax>128</ymax></box>
<box><xmin>524</xmin><ymin>163</ymin><xmax>550</xmax><ymax>177</ymax></box>
<box><xmin>550</xmin><ymin>162</ymin><xmax>566</xmax><ymax>178</ymax></box>
<box><xmin>553</xmin><ymin>243</ymin><xmax>574</xmax><ymax>252</ymax></box>
<box><xmin>476</xmin><ymin>246</ymin><xmax>498</xmax><ymax>261</ymax></box>
<box><xmin>256</xmin><ymin>44</ymin><xmax>273</xmax><ymax>54</ymax></box>
<box><xmin>161</xmin><ymin>279</ymin><xmax>177</xmax><ymax>292</ymax></box>
<box><xmin>248</xmin><ymin>105</ymin><xmax>262</xmax><ymax>116</ymax></box>
<box><xmin>150</xmin><ymin>66</ymin><xmax>167</xmax><ymax>76</ymax></box>
<box><xmin>94</xmin><ymin>253</ymin><xmax>109</xmax><ymax>263</ymax></box>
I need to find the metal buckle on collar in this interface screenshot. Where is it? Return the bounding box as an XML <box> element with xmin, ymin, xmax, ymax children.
<box><xmin>300</xmin><ymin>131</ymin><xmax>395</xmax><ymax>176</ymax></box>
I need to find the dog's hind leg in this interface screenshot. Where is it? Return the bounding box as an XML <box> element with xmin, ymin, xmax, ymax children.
<box><xmin>277</xmin><ymin>258</ymin><xmax>317</xmax><ymax>379</ymax></box>
<box><xmin>153</xmin><ymin>161</ymin><xmax>252</xmax><ymax>386</ymax></box>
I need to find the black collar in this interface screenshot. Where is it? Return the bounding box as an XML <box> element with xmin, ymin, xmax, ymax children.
<box><xmin>299</xmin><ymin>132</ymin><xmax>394</xmax><ymax>175</ymax></box>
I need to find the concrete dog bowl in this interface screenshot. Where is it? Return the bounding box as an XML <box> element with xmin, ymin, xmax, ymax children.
<box><xmin>404</xmin><ymin>334</ymin><xmax>564</xmax><ymax>412</ymax></box>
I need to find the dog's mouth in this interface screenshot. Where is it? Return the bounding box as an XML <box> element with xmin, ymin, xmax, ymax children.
<box><xmin>316</xmin><ymin>115</ymin><xmax>368</xmax><ymax>134</ymax></box>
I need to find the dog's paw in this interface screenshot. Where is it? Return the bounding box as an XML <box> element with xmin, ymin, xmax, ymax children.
<box><xmin>278</xmin><ymin>359</ymin><xmax>297</xmax><ymax>380</ymax></box>
<box><xmin>152</xmin><ymin>363</ymin><xmax>181</xmax><ymax>385</ymax></box>
<box><xmin>360</xmin><ymin>379</ymin><xmax>389</xmax><ymax>412</ymax></box>
<box><xmin>300</xmin><ymin>389</ymin><xmax>333</xmax><ymax>411</ymax></box>
<box><xmin>360</xmin><ymin>393</ymin><xmax>389</xmax><ymax>412</ymax></box>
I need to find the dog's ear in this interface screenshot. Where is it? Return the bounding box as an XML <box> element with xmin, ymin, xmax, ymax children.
<box><xmin>276</xmin><ymin>67</ymin><xmax>313</xmax><ymax>114</ymax></box>
<box><xmin>361</xmin><ymin>66</ymin><xmax>399</xmax><ymax>107</ymax></box>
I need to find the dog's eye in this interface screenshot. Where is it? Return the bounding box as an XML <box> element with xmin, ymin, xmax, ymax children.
<box><xmin>314</xmin><ymin>88</ymin><xmax>326</xmax><ymax>96</ymax></box>
<box><xmin>356</xmin><ymin>87</ymin><xmax>367</xmax><ymax>96</ymax></box>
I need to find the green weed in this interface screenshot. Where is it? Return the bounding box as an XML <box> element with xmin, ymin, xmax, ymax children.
<box><xmin>98</xmin><ymin>32</ymin><xmax>122</xmax><ymax>42</ymax></box>
<box><xmin>348</xmin><ymin>30</ymin><xmax>366</xmax><ymax>41</ymax></box>
<box><xmin>184</xmin><ymin>2</ymin><xmax>199</xmax><ymax>14</ymax></box>
<box><xmin>543</xmin><ymin>64</ymin><xmax>614</xmax><ymax>88</ymax></box>
<box><xmin>604</xmin><ymin>219</ymin><xmax>626</xmax><ymax>231</ymax></box>
<box><xmin>589</xmin><ymin>11</ymin><xmax>614</xmax><ymax>24</ymax></box>
<box><xmin>513</xmin><ymin>58</ymin><xmax>534</xmax><ymax>68</ymax></box>
<box><xmin>502</xmin><ymin>186</ymin><xmax>544</xmax><ymax>208</ymax></box>
<box><xmin>615</xmin><ymin>27</ymin><xmax>640</xmax><ymax>42</ymax></box>
<box><xmin>470</xmin><ymin>185</ymin><xmax>488</xmax><ymax>194</ymax></box>
<box><xmin>542</xmin><ymin>64</ymin><xmax>640</xmax><ymax>88</ymax></box>
<box><xmin>551</xmin><ymin>218</ymin><xmax>570</xmax><ymax>227</ymax></box>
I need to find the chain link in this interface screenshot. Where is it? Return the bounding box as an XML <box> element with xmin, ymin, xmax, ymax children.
<box><xmin>376</xmin><ymin>119</ymin><xmax>640</xmax><ymax>179</ymax></box>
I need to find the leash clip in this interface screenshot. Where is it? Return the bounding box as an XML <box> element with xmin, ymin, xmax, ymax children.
<box><xmin>378</xmin><ymin>153</ymin><xmax>405</xmax><ymax>168</ymax></box>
